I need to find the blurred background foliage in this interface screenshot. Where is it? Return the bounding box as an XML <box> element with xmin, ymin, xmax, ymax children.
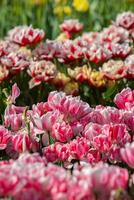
<box><xmin>0</xmin><ymin>0</ymin><xmax>134</xmax><ymax>39</ymax></box>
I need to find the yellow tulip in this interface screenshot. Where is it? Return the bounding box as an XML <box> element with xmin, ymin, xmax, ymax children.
<box><xmin>63</xmin><ymin>6</ymin><xmax>72</xmax><ymax>15</ymax></box>
<box><xmin>64</xmin><ymin>81</ymin><xmax>79</xmax><ymax>95</ymax></box>
<box><xmin>73</xmin><ymin>0</ymin><xmax>89</xmax><ymax>12</ymax></box>
<box><xmin>52</xmin><ymin>72</ymin><xmax>71</xmax><ymax>86</ymax></box>
<box><xmin>56</xmin><ymin>33</ymin><xmax>69</xmax><ymax>41</ymax></box>
<box><xmin>54</xmin><ymin>6</ymin><xmax>64</xmax><ymax>17</ymax></box>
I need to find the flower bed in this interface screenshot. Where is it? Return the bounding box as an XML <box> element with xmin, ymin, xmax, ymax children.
<box><xmin>1</xmin><ymin>12</ymin><xmax>134</xmax><ymax>199</ymax></box>
<box><xmin>0</xmin><ymin>12</ymin><xmax>134</xmax><ymax>105</ymax></box>
<box><xmin>0</xmin><ymin>83</ymin><xmax>134</xmax><ymax>199</ymax></box>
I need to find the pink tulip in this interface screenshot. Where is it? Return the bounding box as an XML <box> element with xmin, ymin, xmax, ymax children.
<box><xmin>115</xmin><ymin>12</ymin><xmax>134</xmax><ymax>30</ymax></box>
<box><xmin>7</xmin><ymin>83</ymin><xmax>20</xmax><ymax>104</ymax></box>
<box><xmin>8</xmin><ymin>25</ymin><xmax>45</xmax><ymax>46</ymax></box>
<box><xmin>0</xmin><ymin>126</ymin><xmax>11</xmax><ymax>150</ymax></box>
<box><xmin>51</xmin><ymin>121</ymin><xmax>73</xmax><ymax>142</ymax></box>
<box><xmin>120</xmin><ymin>142</ymin><xmax>134</xmax><ymax>168</ymax></box>
<box><xmin>91</xmin><ymin>164</ymin><xmax>128</xmax><ymax>198</ymax></box>
<box><xmin>28</xmin><ymin>60</ymin><xmax>57</xmax><ymax>88</ymax></box>
<box><xmin>83</xmin><ymin>123</ymin><xmax>102</xmax><ymax>140</ymax></box>
<box><xmin>12</xmin><ymin>133</ymin><xmax>33</xmax><ymax>153</ymax></box>
<box><xmin>60</xmin><ymin>19</ymin><xmax>83</xmax><ymax>34</ymax></box>
<box><xmin>114</xmin><ymin>87</ymin><xmax>134</xmax><ymax>110</ymax></box>
<box><xmin>100</xmin><ymin>25</ymin><xmax>129</xmax><ymax>44</ymax></box>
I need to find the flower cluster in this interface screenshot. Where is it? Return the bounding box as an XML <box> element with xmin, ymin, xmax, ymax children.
<box><xmin>0</xmin><ymin>25</ymin><xmax>45</xmax><ymax>83</ymax></box>
<box><xmin>0</xmin><ymin>84</ymin><xmax>134</xmax><ymax>198</ymax></box>
<box><xmin>0</xmin><ymin>12</ymin><xmax>134</xmax><ymax>95</ymax></box>
<box><xmin>28</xmin><ymin>13</ymin><xmax>134</xmax><ymax>90</ymax></box>
<box><xmin>0</xmin><ymin>153</ymin><xmax>129</xmax><ymax>200</ymax></box>
<box><xmin>34</xmin><ymin>24</ymin><xmax>132</xmax><ymax>65</ymax></box>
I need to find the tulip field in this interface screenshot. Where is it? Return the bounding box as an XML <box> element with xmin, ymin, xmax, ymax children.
<box><xmin>1</xmin><ymin>0</ymin><xmax>134</xmax><ymax>199</ymax></box>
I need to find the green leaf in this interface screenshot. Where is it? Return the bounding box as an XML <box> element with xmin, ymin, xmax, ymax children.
<box><xmin>103</xmin><ymin>84</ymin><xmax>118</xmax><ymax>101</ymax></box>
